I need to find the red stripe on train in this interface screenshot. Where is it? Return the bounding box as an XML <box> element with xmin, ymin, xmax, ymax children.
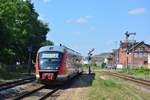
<box><xmin>35</xmin><ymin>52</ymin><xmax>40</xmax><ymax>79</ymax></box>
<box><xmin>59</xmin><ymin>49</ymin><xmax>67</xmax><ymax>74</ymax></box>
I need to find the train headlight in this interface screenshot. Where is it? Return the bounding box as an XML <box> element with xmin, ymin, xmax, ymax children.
<box><xmin>36</xmin><ymin>74</ymin><xmax>40</xmax><ymax>79</ymax></box>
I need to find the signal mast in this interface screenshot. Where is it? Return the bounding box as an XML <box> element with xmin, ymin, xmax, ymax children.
<box><xmin>125</xmin><ymin>31</ymin><xmax>136</xmax><ymax>50</ymax></box>
<box><xmin>125</xmin><ymin>31</ymin><xmax>136</xmax><ymax>69</ymax></box>
<box><xmin>88</xmin><ymin>48</ymin><xmax>95</xmax><ymax>74</ymax></box>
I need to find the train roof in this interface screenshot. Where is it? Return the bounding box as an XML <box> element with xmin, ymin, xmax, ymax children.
<box><xmin>38</xmin><ymin>45</ymin><xmax>81</xmax><ymax>56</ymax></box>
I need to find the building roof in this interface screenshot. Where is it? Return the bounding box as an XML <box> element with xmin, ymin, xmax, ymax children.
<box><xmin>128</xmin><ymin>41</ymin><xmax>144</xmax><ymax>52</ymax></box>
<box><xmin>120</xmin><ymin>40</ymin><xmax>137</xmax><ymax>49</ymax></box>
<box><xmin>127</xmin><ymin>41</ymin><xmax>150</xmax><ymax>52</ymax></box>
<box><xmin>119</xmin><ymin>40</ymin><xmax>150</xmax><ymax>53</ymax></box>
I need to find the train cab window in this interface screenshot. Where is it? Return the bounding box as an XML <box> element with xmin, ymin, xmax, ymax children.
<box><xmin>38</xmin><ymin>52</ymin><xmax>63</xmax><ymax>70</ymax></box>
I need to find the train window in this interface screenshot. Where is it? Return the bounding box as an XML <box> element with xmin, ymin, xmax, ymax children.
<box><xmin>38</xmin><ymin>52</ymin><xmax>63</xmax><ymax>70</ymax></box>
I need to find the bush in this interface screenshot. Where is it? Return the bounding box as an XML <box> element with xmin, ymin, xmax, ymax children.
<box><xmin>101</xmin><ymin>63</ymin><xmax>106</xmax><ymax>69</ymax></box>
<box><xmin>0</xmin><ymin>63</ymin><xmax>30</xmax><ymax>80</ymax></box>
<box><xmin>120</xmin><ymin>67</ymin><xmax>150</xmax><ymax>76</ymax></box>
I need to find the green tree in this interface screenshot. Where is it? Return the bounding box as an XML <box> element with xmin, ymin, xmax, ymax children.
<box><xmin>0</xmin><ymin>0</ymin><xmax>53</xmax><ymax>64</ymax></box>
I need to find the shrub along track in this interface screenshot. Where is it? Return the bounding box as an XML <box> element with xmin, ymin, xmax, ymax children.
<box><xmin>102</xmin><ymin>71</ymin><xmax>150</xmax><ymax>87</ymax></box>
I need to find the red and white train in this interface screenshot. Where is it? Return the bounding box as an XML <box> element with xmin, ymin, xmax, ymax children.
<box><xmin>35</xmin><ymin>45</ymin><xmax>83</xmax><ymax>84</ymax></box>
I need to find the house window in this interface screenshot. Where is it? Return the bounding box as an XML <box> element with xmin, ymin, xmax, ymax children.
<box><xmin>144</xmin><ymin>61</ymin><xmax>148</xmax><ymax>64</ymax></box>
<box><xmin>140</xmin><ymin>47</ymin><xmax>145</xmax><ymax>51</ymax></box>
<box><xmin>144</xmin><ymin>53</ymin><xmax>148</xmax><ymax>57</ymax></box>
<box><xmin>139</xmin><ymin>53</ymin><xmax>143</xmax><ymax>58</ymax></box>
<box><xmin>148</xmin><ymin>53</ymin><xmax>150</xmax><ymax>57</ymax></box>
<box><xmin>134</xmin><ymin>53</ymin><xmax>139</xmax><ymax>58</ymax></box>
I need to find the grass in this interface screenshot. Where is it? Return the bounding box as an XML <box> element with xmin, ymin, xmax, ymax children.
<box><xmin>118</xmin><ymin>68</ymin><xmax>150</xmax><ymax>78</ymax></box>
<box><xmin>83</xmin><ymin>64</ymin><xmax>101</xmax><ymax>71</ymax></box>
<box><xmin>87</xmin><ymin>72</ymin><xmax>150</xmax><ymax>100</ymax></box>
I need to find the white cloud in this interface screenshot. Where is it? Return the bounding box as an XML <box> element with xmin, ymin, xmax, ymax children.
<box><xmin>84</xmin><ymin>16</ymin><xmax>94</xmax><ymax>19</ymax></box>
<box><xmin>66</xmin><ymin>16</ymin><xmax>94</xmax><ymax>24</ymax></box>
<box><xmin>89</xmin><ymin>27</ymin><xmax>96</xmax><ymax>32</ymax></box>
<box><xmin>38</xmin><ymin>14</ymin><xmax>49</xmax><ymax>22</ymax></box>
<box><xmin>76</xmin><ymin>17</ymin><xmax>88</xmax><ymax>23</ymax></box>
<box><xmin>66</xmin><ymin>19</ymin><xmax>73</xmax><ymax>23</ymax></box>
<box><xmin>38</xmin><ymin>16</ymin><xmax>44</xmax><ymax>21</ymax></box>
<box><xmin>43</xmin><ymin>0</ymin><xmax>52</xmax><ymax>3</ymax></box>
<box><xmin>128</xmin><ymin>8</ymin><xmax>146</xmax><ymax>15</ymax></box>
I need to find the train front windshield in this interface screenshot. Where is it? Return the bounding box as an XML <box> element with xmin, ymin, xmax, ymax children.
<box><xmin>38</xmin><ymin>52</ymin><xmax>63</xmax><ymax>70</ymax></box>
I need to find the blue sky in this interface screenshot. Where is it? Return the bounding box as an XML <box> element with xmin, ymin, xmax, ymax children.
<box><xmin>32</xmin><ymin>0</ymin><xmax>150</xmax><ymax>56</ymax></box>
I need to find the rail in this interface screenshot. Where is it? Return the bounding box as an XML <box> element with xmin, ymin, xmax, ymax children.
<box><xmin>102</xmin><ymin>71</ymin><xmax>150</xmax><ymax>86</ymax></box>
<box><xmin>0</xmin><ymin>76</ymin><xmax>35</xmax><ymax>91</ymax></box>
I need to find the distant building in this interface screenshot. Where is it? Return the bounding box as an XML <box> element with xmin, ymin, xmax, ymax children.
<box><xmin>91</xmin><ymin>53</ymin><xmax>112</xmax><ymax>66</ymax></box>
<box><xmin>83</xmin><ymin>60</ymin><xmax>88</xmax><ymax>64</ymax></box>
<box><xmin>104</xmin><ymin>56</ymin><xmax>114</xmax><ymax>68</ymax></box>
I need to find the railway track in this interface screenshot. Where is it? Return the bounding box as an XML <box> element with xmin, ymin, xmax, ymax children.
<box><xmin>0</xmin><ymin>76</ymin><xmax>36</xmax><ymax>91</ymax></box>
<box><xmin>11</xmin><ymin>84</ymin><xmax>60</xmax><ymax>100</ymax></box>
<box><xmin>12</xmin><ymin>85</ymin><xmax>45</xmax><ymax>100</ymax></box>
<box><xmin>102</xmin><ymin>71</ymin><xmax>150</xmax><ymax>86</ymax></box>
<box><xmin>1</xmin><ymin>73</ymin><xmax>82</xmax><ymax>100</ymax></box>
<box><xmin>39</xmin><ymin>88</ymin><xmax>59</xmax><ymax>100</ymax></box>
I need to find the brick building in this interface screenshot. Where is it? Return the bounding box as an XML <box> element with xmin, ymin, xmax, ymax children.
<box><xmin>117</xmin><ymin>41</ymin><xmax>150</xmax><ymax>68</ymax></box>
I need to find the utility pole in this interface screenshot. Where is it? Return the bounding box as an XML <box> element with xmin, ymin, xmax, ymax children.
<box><xmin>27</xmin><ymin>45</ymin><xmax>32</xmax><ymax>75</ymax></box>
<box><xmin>125</xmin><ymin>31</ymin><xmax>136</xmax><ymax>70</ymax></box>
<box><xmin>88</xmin><ymin>48</ymin><xmax>95</xmax><ymax>74</ymax></box>
<box><xmin>27</xmin><ymin>37</ymin><xmax>35</xmax><ymax>75</ymax></box>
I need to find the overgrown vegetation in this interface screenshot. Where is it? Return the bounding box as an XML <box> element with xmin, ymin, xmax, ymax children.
<box><xmin>0</xmin><ymin>63</ymin><xmax>30</xmax><ymax>80</ymax></box>
<box><xmin>83</xmin><ymin>63</ymin><xmax>101</xmax><ymax>71</ymax></box>
<box><xmin>0</xmin><ymin>0</ymin><xmax>53</xmax><ymax>65</ymax></box>
<box><xmin>88</xmin><ymin>72</ymin><xmax>150</xmax><ymax>100</ymax></box>
<box><xmin>118</xmin><ymin>68</ymin><xmax>150</xmax><ymax>78</ymax></box>
<box><xmin>101</xmin><ymin>62</ymin><xmax>106</xmax><ymax>68</ymax></box>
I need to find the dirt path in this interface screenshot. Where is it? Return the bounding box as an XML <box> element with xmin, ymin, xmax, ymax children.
<box><xmin>56</xmin><ymin>73</ymin><xmax>95</xmax><ymax>100</ymax></box>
